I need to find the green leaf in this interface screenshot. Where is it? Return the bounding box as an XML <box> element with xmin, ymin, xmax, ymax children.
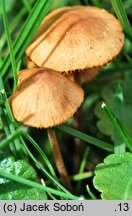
<box><xmin>0</xmin><ymin>153</ymin><xmax>47</xmax><ymax>200</ymax></box>
<box><xmin>93</xmin><ymin>153</ymin><xmax>132</xmax><ymax>200</ymax></box>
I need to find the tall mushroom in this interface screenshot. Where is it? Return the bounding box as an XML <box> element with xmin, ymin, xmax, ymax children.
<box><xmin>26</xmin><ymin>6</ymin><xmax>124</xmax><ymax>82</ymax></box>
<box><xmin>9</xmin><ymin>67</ymin><xmax>84</xmax><ymax>190</ymax></box>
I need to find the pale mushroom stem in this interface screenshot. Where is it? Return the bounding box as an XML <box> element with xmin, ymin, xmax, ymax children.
<box><xmin>47</xmin><ymin>129</ymin><xmax>72</xmax><ymax>192</ymax></box>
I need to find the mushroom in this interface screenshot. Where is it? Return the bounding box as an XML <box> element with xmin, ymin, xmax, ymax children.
<box><xmin>25</xmin><ymin>6</ymin><xmax>124</xmax><ymax>169</ymax></box>
<box><xmin>26</xmin><ymin>6</ymin><xmax>124</xmax><ymax>83</ymax></box>
<box><xmin>9</xmin><ymin>67</ymin><xmax>84</xmax><ymax>190</ymax></box>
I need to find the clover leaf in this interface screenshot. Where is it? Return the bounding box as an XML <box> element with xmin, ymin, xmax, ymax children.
<box><xmin>93</xmin><ymin>153</ymin><xmax>132</xmax><ymax>199</ymax></box>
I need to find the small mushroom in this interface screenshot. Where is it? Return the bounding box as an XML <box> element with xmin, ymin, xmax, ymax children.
<box><xmin>9</xmin><ymin>67</ymin><xmax>84</xmax><ymax>190</ymax></box>
<box><xmin>26</xmin><ymin>6</ymin><xmax>124</xmax><ymax>82</ymax></box>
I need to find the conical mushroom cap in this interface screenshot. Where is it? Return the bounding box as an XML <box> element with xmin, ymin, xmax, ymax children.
<box><xmin>9</xmin><ymin>68</ymin><xmax>84</xmax><ymax>128</ymax></box>
<box><xmin>26</xmin><ymin>6</ymin><xmax>124</xmax><ymax>73</ymax></box>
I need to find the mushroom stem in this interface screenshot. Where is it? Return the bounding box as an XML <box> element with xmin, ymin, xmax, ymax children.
<box><xmin>47</xmin><ymin>129</ymin><xmax>72</xmax><ymax>192</ymax></box>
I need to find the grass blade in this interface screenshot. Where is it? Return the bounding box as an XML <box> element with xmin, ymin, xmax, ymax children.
<box><xmin>1</xmin><ymin>0</ymin><xmax>17</xmax><ymax>90</ymax></box>
<box><xmin>101</xmin><ymin>102</ymin><xmax>132</xmax><ymax>152</ymax></box>
<box><xmin>21</xmin><ymin>0</ymin><xmax>32</xmax><ymax>13</ymax></box>
<box><xmin>0</xmin><ymin>130</ymin><xmax>21</xmax><ymax>149</ymax></box>
<box><xmin>86</xmin><ymin>185</ymin><xmax>97</xmax><ymax>200</ymax></box>
<box><xmin>57</xmin><ymin>125</ymin><xmax>114</xmax><ymax>152</ymax></box>
<box><xmin>0</xmin><ymin>46</ymin><xmax>3</xmax><ymax>67</ymax></box>
<box><xmin>0</xmin><ymin>171</ymin><xmax>78</xmax><ymax>200</ymax></box>
<box><xmin>0</xmin><ymin>88</ymin><xmax>14</xmax><ymax>122</ymax></box>
<box><xmin>0</xmin><ymin>8</ymin><xmax>26</xmax><ymax>50</ymax></box>
<box><xmin>113</xmin><ymin>84</ymin><xmax>126</xmax><ymax>154</ymax></box>
<box><xmin>70</xmin><ymin>172</ymin><xmax>93</xmax><ymax>181</ymax></box>
<box><xmin>20</xmin><ymin>136</ymin><xmax>74</xmax><ymax>197</ymax></box>
<box><xmin>1</xmin><ymin>0</ymin><xmax>54</xmax><ymax>79</ymax></box>
<box><xmin>22</xmin><ymin>131</ymin><xmax>57</xmax><ymax>179</ymax></box>
<box><xmin>0</xmin><ymin>107</ymin><xmax>17</xmax><ymax>156</ymax></box>
<box><xmin>111</xmin><ymin>0</ymin><xmax>132</xmax><ymax>40</ymax></box>
<box><xmin>76</xmin><ymin>147</ymin><xmax>90</xmax><ymax>193</ymax></box>
<box><xmin>0</xmin><ymin>74</ymin><xmax>24</xmax><ymax>158</ymax></box>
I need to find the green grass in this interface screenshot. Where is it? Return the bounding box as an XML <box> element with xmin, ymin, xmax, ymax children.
<box><xmin>0</xmin><ymin>170</ymin><xmax>78</xmax><ymax>199</ymax></box>
<box><xmin>1</xmin><ymin>0</ymin><xmax>17</xmax><ymax>91</ymax></box>
<box><xmin>101</xmin><ymin>102</ymin><xmax>132</xmax><ymax>153</ymax></box>
<box><xmin>57</xmin><ymin>125</ymin><xmax>114</xmax><ymax>152</ymax></box>
<box><xmin>1</xmin><ymin>0</ymin><xmax>54</xmax><ymax>78</ymax></box>
<box><xmin>0</xmin><ymin>0</ymin><xmax>132</xmax><ymax>200</ymax></box>
<box><xmin>21</xmin><ymin>0</ymin><xmax>32</xmax><ymax>13</ymax></box>
<box><xmin>111</xmin><ymin>0</ymin><xmax>132</xmax><ymax>40</ymax></box>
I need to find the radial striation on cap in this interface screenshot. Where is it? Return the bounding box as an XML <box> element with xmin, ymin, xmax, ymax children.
<box><xmin>9</xmin><ymin>68</ymin><xmax>84</xmax><ymax>128</ymax></box>
<box><xmin>26</xmin><ymin>6</ymin><xmax>124</xmax><ymax>73</ymax></box>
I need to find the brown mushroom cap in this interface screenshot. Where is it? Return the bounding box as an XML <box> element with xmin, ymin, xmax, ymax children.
<box><xmin>26</xmin><ymin>6</ymin><xmax>124</xmax><ymax>73</ymax></box>
<box><xmin>9</xmin><ymin>68</ymin><xmax>84</xmax><ymax>128</ymax></box>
